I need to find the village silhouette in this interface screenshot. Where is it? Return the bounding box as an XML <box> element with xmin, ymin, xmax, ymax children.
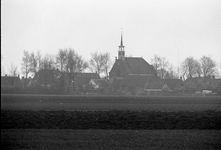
<box><xmin>1</xmin><ymin>33</ymin><xmax>221</xmax><ymax>96</ymax></box>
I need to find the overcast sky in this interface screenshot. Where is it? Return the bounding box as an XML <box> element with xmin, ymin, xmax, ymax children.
<box><xmin>1</xmin><ymin>0</ymin><xmax>221</xmax><ymax>75</ymax></box>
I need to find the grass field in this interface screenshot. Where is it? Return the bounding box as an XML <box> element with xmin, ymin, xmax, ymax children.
<box><xmin>1</xmin><ymin>94</ymin><xmax>221</xmax><ymax>111</ymax></box>
<box><xmin>1</xmin><ymin>129</ymin><xmax>221</xmax><ymax>150</ymax></box>
<box><xmin>1</xmin><ymin>94</ymin><xmax>221</xmax><ymax>149</ymax></box>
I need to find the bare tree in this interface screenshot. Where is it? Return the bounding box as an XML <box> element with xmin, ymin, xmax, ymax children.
<box><xmin>101</xmin><ymin>52</ymin><xmax>111</xmax><ymax>79</ymax></box>
<box><xmin>29</xmin><ymin>52</ymin><xmax>38</xmax><ymax>74</ymax></box>
<box><xmin>65</xmin><ymin>49</ymin><xmax>88</xmax><ymax>93</ymax></box>
<box><xmin>36</xmin><ymin>50</ymin><xmax>43</xmax><ymax>71</ymax></box>
<box><xmin>9</xmin><ymin>63</ymin><xmax>19</xmax><ymax>76</ymax></box>
<box><xmin>89</xmin><ymin>52</ymin><xmax>112</xmax><ymax>78</ymax></box>
<box><xmin>21</xmin><ymin>50</ymin><xmax>30</xmax><ymax>76</ymax></box>
<box><xmin>195</xmin><ymin>60</ymin><xmax>202</xmax><ymax>77</ymax></box>
<box><xmin>181</xmin><ymin>57</ymin><xmax>199</xmax><ymax>78</ymax></box>
<box><xmin>89</xmin><ymin>52</ymin><xmax>103</xmax><ymax>76</ymax></box>
<box><xmin>159</xmin><ymin>57</ymin><xmax>169</xmax><ymax>79</ymax></box>
<box><xmin>56</xmin><ymin>49</ymin><xmax>68</xmax><ymax>72</ymax></box>
<box><xmin>151</xmin><ymin>55</ymin><xmax>169</xmax><ymax>79</ymax></box>
<box><xmin>200</xmin><ymin>56</ymin><xmax>216</xmax><ymax>77</ymax></box>
<box><xmin>21</xmin><ymin>50</ymin><xmax>31</xmax><ymax>86</ymax></box>
<box><xmin>151</xmin><ymin>54</ymin><xmax>161</xmax><ymax>73</ymax></box>
<box><xmin>42</xmin><ymin>54</ymin><xmax>56</xmax><ymax>70</ymax></box>
<box><xmin>164</xmin><ymin>65</ymin><xmax>179</xmax><ymax>79</ymax></box>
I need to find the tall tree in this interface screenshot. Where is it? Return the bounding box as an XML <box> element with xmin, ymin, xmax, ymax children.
<box><xmin>101</xmin><ymin>52</ymin><xmax>111</xmax><ymax>79</ymax></box>
<box><xmin>151</xmin><ymin>55</ymin><xmax>169</xmax><ymax>79</ymax></box>
<box><xmin>42</xmin><ymin>54</ymin><xmax>56</xmax><ymax>70</ymax></box>
<box><xmin>181</xmin><ymin>57</ymin><xmax>199</xmax><ymax>78</ymax></box>
<box><xmin>89</xmin><ymin>52</ymin><xmax>112</xmax><ymax>78</ymax></box>
<box><xmin>36</xmin><ymin>50</ymin><xmax>43</xmax><ymax>71</ymax></box>
<box><xmin>29</xmin><ymin>52</ymin><xmax>38</xmax><ymax>74</ymax></box>
<box><xmin>89</xmin><ymin>52</ymin><xmax>103</xmax><ymax>76</ymax></box>
<box><xmin>200</xmin><ymin>56</ymin><xmax>216</xmax><ymax>77</ymax></box>
<box><xmin>21</xmin><ymin>50</ymin><xmax>31</xmax><ymax>86</ymax></box>
<box><xmin>56</xmin><ymin>49</ymin><xmax>68</xmax><ymax>72</ymax></box>
<box><xmin>151</xmin><ymin>54</ymin><xmax>161</xmax><ymax>73</ymax></box>
<box><xmin>65</xmin><ymin>49</ymin><xmax>88</xmax><ymax>93</ymax></box>
<box><xmin>9</xmin><ymin>63</ymin><xmax>18</xmax><ymax>76</ymax></box>
<box><xmin>164</xmin><ymin>65</ymin><xmax>179</xmax><ymax>79</ymax></box>
<box><xmin>195</xmin><ymin>60</ymin><xmax>202</xmax><ymax>77</ymax></box>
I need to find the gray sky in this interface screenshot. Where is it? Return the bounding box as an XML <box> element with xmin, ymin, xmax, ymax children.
<box><xmin>1</xmin><ymin>0</ymin><xmax>221</xmax><ymax>75</ymax></box>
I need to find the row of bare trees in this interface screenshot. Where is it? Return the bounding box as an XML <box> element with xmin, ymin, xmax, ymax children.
<box><xmin>181</xmin><ymin>56</ymin><xmax>217</xmax><ymax>80</ymax></box>
<box><xmin>151</xmin><ymin>55</ymin><xmax>218</xmax><ymax>80</ymax></box>
<box><xmin>151</xmin><ymin>55</ymin><xmax>178</xmax><ymax>79</ymax></box>
<box><xmin>21</xmin><ymin>49</ymin><xmax>112</xmax><ymax>80</ymax></box>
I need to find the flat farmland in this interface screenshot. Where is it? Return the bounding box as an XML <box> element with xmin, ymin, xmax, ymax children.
<box><xmin>2</xmin><ymin>129</ymin><xmax>221</xmax><ymax>150</ymax></box>
<box><xmin>1</xmin><ymin>94</ymin><xmax>221</xmax><ymax>111</ymax></box>
<box><xmin>2</xmin><ymin>94</ymin><xmax>221</xmax><ymax>149</ymax></box>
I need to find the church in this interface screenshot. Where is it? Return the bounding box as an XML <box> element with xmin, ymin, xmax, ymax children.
<box><xmin>109</xmin><ymin>33</ymin><xmax>158</xmax><ymax>95</ymax></box>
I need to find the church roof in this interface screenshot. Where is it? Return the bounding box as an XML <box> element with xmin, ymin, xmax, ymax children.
<box><xmin>122</xmin><ymin>57</ymin><xmax>156</xmax><ymax>75</ymax></box>
<box><xmin>120</xmin><ymin>75</ymin><xmax>156</xmax><ymax>88</ymax></box>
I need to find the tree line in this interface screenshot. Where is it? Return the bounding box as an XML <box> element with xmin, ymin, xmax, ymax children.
<box><xmin>19</xmin><ymin>49</ymin><xmax>112</xmax><ymax>80</ymax></box>
<box><xmin>151</xmin><ymin>55</ymin><xmax>218</xmax><ymax>80</ymax></box>
<box><xmin>2</xmin><ymin>50</ymin><xmax>220</xmax><ymax>80</ymax></box>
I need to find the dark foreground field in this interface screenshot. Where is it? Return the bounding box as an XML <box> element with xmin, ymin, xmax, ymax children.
<box><xmin>2</xmin><ymin>129</ymin><xmax>221</xmax><ymax>150</ymax></box>
<box><xmin>2</xmin><ymin>110</ymin><xmax>221</xmax><ymax>129</ymax></box>
<box><xmin>1</xmin><ymin>94</ymin><xmax>221</xmax><ymax>111</ymax></box>
<box><xmin>1</xmin><ymin>94</ymin><xmax>221</xmax><ymax>149</ymax></box>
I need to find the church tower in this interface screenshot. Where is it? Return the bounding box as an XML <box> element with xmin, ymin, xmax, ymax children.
<box><xmin>118</xmin><ymin>32</ymin><xmax>125</xmax><ymax>61</ymax></box>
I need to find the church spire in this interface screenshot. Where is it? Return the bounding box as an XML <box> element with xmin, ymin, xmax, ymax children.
<box><xmin>118</xmin><ymin>30</ymin><xmax>125</xmax><ymax>60</ymax></box>
<box><xmin>120</xmin><ymin>32</ymin><xmax>123</xmax><ymax>46</ymax></box>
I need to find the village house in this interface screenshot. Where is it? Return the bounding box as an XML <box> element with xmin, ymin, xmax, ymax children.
<box><xmin>145</xmin><ymin>79</ymin><xmax>184</xmax><ymax>96</ymax></box>
<box><xmin>29</xmin><ymin>69</ymin><xmax>100</xmax><ymax>94</ymax></box>
<box><xmin>88</xmin><ymin>79</ymin><xmax>109</xmax><ymax>94</ymax></box>
<box><xmin>184</xmin><ymin>76</ymin><xmax>221</xmax><ymax>95</ymax></box>
<box><xmin>1</xmin><ymin>75</ymin><xmax>21</xmax><ymax>88</ymax></box>
<box><xmin>1</xmin><ymin>75</ymin><xmax>22</xmax><ymax>93</ymax></box>
<box><xmin>109</xmin><ymin>33</ymin><xmax>157</xmax><ymax>95</ymax></box>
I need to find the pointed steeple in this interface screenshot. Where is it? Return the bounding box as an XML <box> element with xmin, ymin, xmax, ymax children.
<box><xmin>120</xmin><ymin>32</ymin><xmax>123</xmax><ymax>46</ymax></box>
<box><xmin>118</xmin><ymin>30</ymin><xmax>125</xmax><ymax>60</ymax></box>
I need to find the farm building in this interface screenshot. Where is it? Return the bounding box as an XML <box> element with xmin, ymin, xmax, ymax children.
<box><xmin>183</xmin><ymin>76</ymin><xmax>221</xmax><ymax>95</ymax></box>
<box><xmin>109</xmin><ymin>33</ymin><xmax>157</xmax><ymax>95</ymax></box>
<box><xmin>1</xmin><ymin>75</ymin><xmax>21</xmax><ymax>88</ymax></box>
<box><xmin>1</xmin><ymin>75</ymin><xmax>22</xmax><ymax>94</ymax></box>
<box><xmin>30</xmin><ymin>69</ymin><xmax>100</xmax><ymax>94</ymax></box>
<box><xmin>145</xmin><ymin>79</ymin><xmax>184</xmax><ymax>96</ymax></box>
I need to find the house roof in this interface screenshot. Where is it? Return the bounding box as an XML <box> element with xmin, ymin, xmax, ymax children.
<box><xmin>145</xmin><ymin>79</ymin><xmax>183</xmax><ymax>91</ymax></box>
<box><xmin>75</xmin><ymin>73</ymin><xmax>100</xmax><ymax>78</ymax></box>
<box><xmin>91</xmin><ymin>79</ymin><xmax>109</xmax><ymax>88</ymax></box>
<box><xmin>1</xmin><ymin>76</ymin><xmax>21</xmax><ymax>87</ymax></box>
<box><xmin>75</xmin><ymin>73</ymin><xmax>100</xmax><ymax>85</ymax></box>
<box><xmin>33</xmin><ymin>69</ymin><xmax>100</xmax><ymax>86</ymax></box>
<box><xmin>120</xmin><ymin>75</ymin><xmax>156</xmax><ymax>88</ymax></box>
<box><xmin>184</xmin><ymin>77</ymin><xmax>221</xmax><ymax>90</ymax></box>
